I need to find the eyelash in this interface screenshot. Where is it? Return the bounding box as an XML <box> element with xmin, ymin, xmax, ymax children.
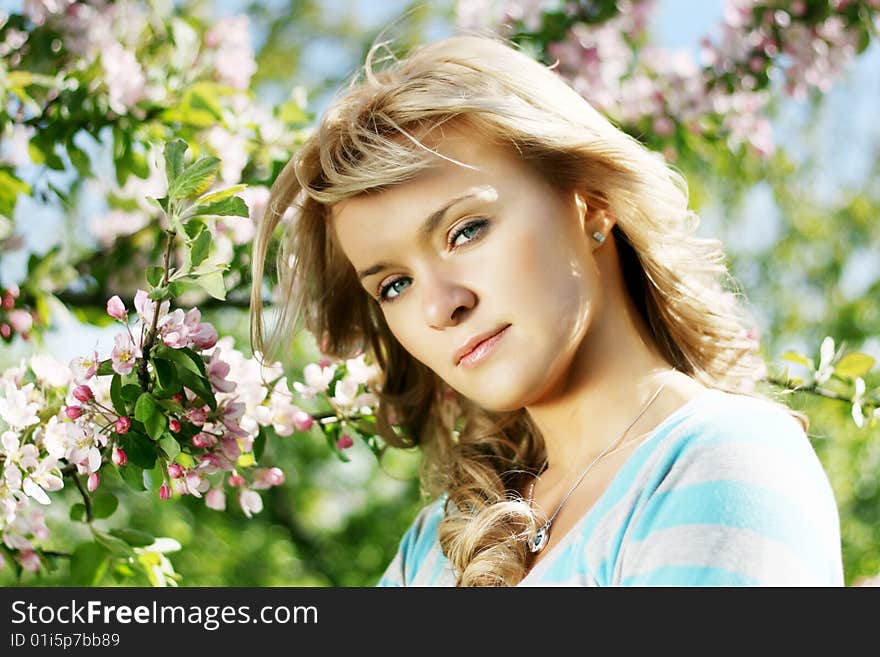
<box><xmin>377</xmin><ymin>218</ymin><xmax>490</xmax><ymax>304</ymax></box>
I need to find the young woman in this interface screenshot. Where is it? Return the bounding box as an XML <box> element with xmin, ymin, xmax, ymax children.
<box><xmin>249</xmin><ymin>34</ymin><xmax>844</xmax><ymax>586</ymax></box>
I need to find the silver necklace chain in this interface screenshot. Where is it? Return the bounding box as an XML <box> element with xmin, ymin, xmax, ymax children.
<box><xmin>526</xmin><ymin>372</ymin><xmax>673</xmax><ymax>554</ymax></box>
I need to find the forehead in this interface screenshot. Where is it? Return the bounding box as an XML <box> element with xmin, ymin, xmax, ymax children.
<box><xmin>330</xmin><ymin>130</ymin><xmax>526</xmax><ymax>251</ymax></box>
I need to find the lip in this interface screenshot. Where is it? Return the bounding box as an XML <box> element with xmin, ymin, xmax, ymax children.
<box><xmin>455</xmin><ymin>324</ymin><xmax>511</xmax><ymax>367</ymax></box>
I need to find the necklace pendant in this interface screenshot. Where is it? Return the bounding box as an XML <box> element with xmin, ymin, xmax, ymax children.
<box><xmin>528</xmin><ymin>522</ymin><xmax>551</xmax><ymax>553</ymax></box>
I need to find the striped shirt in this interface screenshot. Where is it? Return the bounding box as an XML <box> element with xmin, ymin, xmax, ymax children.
<box><xmin>376</xmin><ymin>388</ymin><xmax>844</xmax><ymax>586</ymax></box>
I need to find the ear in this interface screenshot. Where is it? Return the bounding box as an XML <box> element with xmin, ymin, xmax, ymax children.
<box><xmin>575</xmin><ymin>193</ymin><xmax>615</xmax><ymax>246</ymax></box>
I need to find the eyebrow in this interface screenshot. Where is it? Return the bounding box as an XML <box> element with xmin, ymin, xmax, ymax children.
<box><xmin>356</xmin><ymin>193</ymin><xmax>480</xmax><ymax>281</ymax></box>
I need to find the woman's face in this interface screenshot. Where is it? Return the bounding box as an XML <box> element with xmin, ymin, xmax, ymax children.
<box><xmin>330</xmin><ymin>130</ymin><xmax>607</xmax><ymax>412</ymax></box>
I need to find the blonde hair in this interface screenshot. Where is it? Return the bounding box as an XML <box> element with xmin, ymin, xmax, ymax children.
<box><xmin>250</xmin><ymin>33</ymin><xmax>806</xmax><ymax>586</ymax></box>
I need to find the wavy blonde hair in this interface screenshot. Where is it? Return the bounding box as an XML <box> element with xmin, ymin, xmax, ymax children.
<box><xmin>250</xmin><ymin>33</ymin><xmax>806</xmax><ymax>586</ymax></box>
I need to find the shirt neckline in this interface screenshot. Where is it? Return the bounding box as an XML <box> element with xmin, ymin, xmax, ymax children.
<box><xmin>516</xmin><ymin>386</ymin><xmax>722</xmax><ymax>586</ymax></box>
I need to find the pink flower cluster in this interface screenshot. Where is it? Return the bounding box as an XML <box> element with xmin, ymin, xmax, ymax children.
<box><xmin>1</xmin><ymin>284</ymin><xmax>35</xmax><ymax>342</ymax></box>
<box><xmin>456</xmin><ymin>0</ymin><xmax>878</xmax><ymax>159</ymax></box>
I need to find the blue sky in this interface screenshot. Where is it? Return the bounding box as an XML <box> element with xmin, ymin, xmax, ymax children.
<box><xmin>2</xmin><ymin>0</ymin><xmax>878</xmax><ymax>363</ymax></box>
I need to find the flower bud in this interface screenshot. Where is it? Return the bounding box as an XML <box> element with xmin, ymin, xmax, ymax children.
<box><xmin>336</xmin><ymin>434</ymin><xmax>354</xmax><ymax>450</ymax></box>
<box><xmin>72</xmin><ymin>384</ymin><xmax>94</xmax><ymax>403</ymax></box>
<box><xmin>292</xmin><ymin>410</ymin><xmax>314</xmax><ymax>432</ymax></box>
<box><xmin>106</xmin><ymin>295</ymin><xmax>127</xmax><ymax>321</ymax></box>
<box><xmin>167</xmin><ymin>463</ymin><xmax>184</xmax><ymax>479</ymax></box>
<box><xmin>169</xmin><ymin>418</ymin><xmax>182</xmax><ymax>433</ymax></box>
<box><xmin>1</xmin><ymin>293</ymin><xmax>14</xmax><ymax>309</ymax></box>
<box><xmin>115</xmin><ymin>416</ymin><xmax>131</xmax><ymax>434</ymax></box>
<box><xmin>87</xmin><ymin>472</ymin><xmax>100</xmax><ymax>492</ymax></box>
<box><xmin>65</xmin><ymin>406</ymin><xmax>84</xmax><ymax>420</ymax></box>
<box><xmin>229</xmin><ymin>474</ymin><xmax>246</xmax><ymax>487</ymax></box>
<box><xmin>159</xmin><ymin>483</ymin><xmax>172</xmax><ymax>500</ymax></box>
<box><xmin>172</xmin><ymin>393</ymin><xmax>184</xmax><ymax>405</ymax></box>
<box><xmin>112</xmin><ymin>447</ymin><xmax>128</xmax><ymax>466</ymax></box>
<box><xmin>0</xmin><ymin>324</ymin><xmax>10</xmax><ymax>340</ymax></box>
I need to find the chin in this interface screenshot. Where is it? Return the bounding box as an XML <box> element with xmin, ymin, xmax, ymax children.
<box><xmin>455</xmin><ymin>370</ymin><xmax>534</xmax><ymax>413</ymax></box>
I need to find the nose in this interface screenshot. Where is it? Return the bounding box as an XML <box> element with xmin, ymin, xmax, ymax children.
<box><xmin>421</xmin><ymin>271</ymin><xmax>476</xmax><ymax>328</ymax></box>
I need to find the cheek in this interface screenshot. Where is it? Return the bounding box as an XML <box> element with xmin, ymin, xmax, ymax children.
<box><xmin>503</xmin><ymin>222</ymin><xmax>596</xmax><ymax>327</ymax></box>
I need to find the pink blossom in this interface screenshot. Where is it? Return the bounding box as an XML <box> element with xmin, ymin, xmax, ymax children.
<box><xmin>8</xmin><ymin>309</ymin><xmax>33</xmax><ymax>334</ymax></box>
<box><xmin>292</xmin><ymin>410</ymin><xmax>314</xmax><ymax>432</ymax></box>
<box><xmin>167</xmin><ymin>463</ymin><xmax>184</xmax><ymax>479</ymax></box>
<box><xmin>205</xmin><ymin>487</ymin><xmax>226</xmax><ymax>511</ymax></box>
<box><xmin>70</xmin><ymin>352</ymin><xmax>99</xmax><ymax>381</ymax></box>
<box><xmin>65</xmin><ymin>406</ymin><xmax>84</xmax><ymax>420</ymax></box>
<box><xmin>251</xmin><ymin>467</ymin><xmax>285</xmax><ymax>490</ymax></box>
<box><xmin>239</xmin><ymin>489</ymin><xmax>263</xmax><ymax>518</ymax></box>
<box><xmin>181</xmin><ymin>309</ymin><xmax>219</xmax><ymax>351</ymax></box>
<box><xmin>207</xmin><ymin>350</ymin><xmax>236</xmax><ymax>393</ymax></box>
<box><xmin>190</xmin><ymin>322</ymin><xmax>218</xmax><ymax>351</ymax></box>
<box><xmin>19</xmin><ymin>550</ymin><xmax>40</xmax><ymax>573</ymax></box>
<box><xmin>337</xmin><ymin>434</ymin><xmax>354</xmax><ymax>450</ymax></box>
<box><xmin>191</xmin><ymin>432</ymin><xmax>216</xmax><ymax>449</ymax></box>
<box><xmin>220</xmin><ymin>438</ymin><xmax>240</xmax><ymax>461</ymax></box>
<box><xmin>87</xmin><ymin>472</ymin><xmax>99</xmax><ymax>492</ymax></box>
<box><xmin>159</xmin><ymin>483</ymin><xmax>172</xmax><ymax>500</ymax></box>
<box><xmin>186</xmin><ymin>407</ymin><xmax>207</xmax><ymax>426</ymax></box>
<box><xmin>110</xmin><ymin>332</ymin><xmax>141</xmax><ymax>376</ymax></box>
<box><xmin>228</xmin><ymin>473</ymin><xmax>246</xmax><ymax>487</ymax></box>
<box><xmin>169</xmin><ymin>418</ymin><xmax>181</xmax><ymax>433</ymax></box>
<box><xmin>72</xmin><ymin>384</ymin><xmax>94</xmax><ymax>403</ymax></box>
<box><xmin>0</xmin><ymin>324</ymin><xmax>10</xmax><ymax>339</ymax></box>
<box><xmin>159</xmin><ymin>309</ymin><xmax>189</xmax><ymax>349</ymax></box>
<box><xmin>183</xmin><ymin>471</ymin><xmax>209</xmax><ymax>498</ymax></box>
<box><xmin>106</xmin><ymin>295</ymin><xmax>127</xmax><ymax>321</ymax></box>
<box><xmin>133</xmin><ymin>289</ymin><xmax>169</xmax><ymax>326</ymax></box>
<box><xmin>115</xmin><ymin>416</ymin><xmax>131</xmax><ymax>434</ymax></box>
<box><xmin>112</xmin><ymin>447</ymin><xmax>128</xmax><ymax>466</ymax></box>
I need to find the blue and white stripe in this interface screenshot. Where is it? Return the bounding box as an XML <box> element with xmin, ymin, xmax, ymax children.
<box><xmin>376</xmin><ymin>389</ymin><xmax>844</xmax><ymax>587</ymax></box>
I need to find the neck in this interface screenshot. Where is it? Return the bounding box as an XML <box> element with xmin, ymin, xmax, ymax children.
<box><xmin>523</xmin><ymin>245</ymin><xmax>678</xmax><ymax>482</ymax></box>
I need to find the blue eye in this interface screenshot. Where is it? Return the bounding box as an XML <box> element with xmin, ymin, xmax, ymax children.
<box><xmin>377</xmin><ymin>218</ymin><xmax>490</xmax><ymax>304</ymax></box>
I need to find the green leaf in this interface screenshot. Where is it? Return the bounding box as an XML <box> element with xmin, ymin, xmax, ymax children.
<box><xmin>177</xmin><ymin>367</ymin><xmax>217</xmax><ymax>411</ymax></box>
<box><xmin>0</xmin><ymin>170</ymin><xmax>31</xmax><ymax>217</ymax></box>
<box><xmin>97</xmin><ymin>359</ymin><xmax>115</xmax><ymax>376</ymax></box>
<box><xmin>834</xmin><ymin>352</ymin><xmax>876</xmax><ymax>379</ymax></box>
<box><xmin>193</xmin><ymin>269</ymin><xmax>226</xmax><ymax>300</ymax></box>
<box><xmin>183</xmin><ymin>218</ymin><xmax>206</xmax><ymax>240</ymax></box>
<box><xmin>120</xmin><ymin>463</ymin><xmax>146</xmax><ymax>491</ymax></box>
<box><xmin>134</xmin><ymin>393</ymin><xmax>157</xmax><ymax>423</ymax></box>
<box><xmin>121</xmin><ymin>384</ymin><xmax>142</xmax><ymax>403</ymax></box>
<box><xmin>147</xmin><ymin>266</ymin><xmax>164</xmax><ymax>287</ymax></box>
<box><xmin>69</xmin><ymin>542</ymin><xmax>111</xmax><ymax>586</ymax></box>
<box><xmin>159</xmin><ymin>434</ymin><xmax>181</xmax><ymax>460</ymax></box>
<box><xmin>254</xmin><ymin>427</ymin><xmax>268</xmax><ymax>461</ymax></box>
<box><xmin>92</xmin><ymin>529</ymin><xmax>135</xmax><ymax>557</ymax></box>
<box><xmin>110</xmin><ymin>374</ymin><xmax>126</xmax><ymax>415</ymax></box>
<box><xmin>190</xmin><ymin>196</ymin><xmax>249</xmax><ymax>218</ymax></box>
<box><xmin>195</xmin><ymin>184</ymin><xmax>246</xmax><ymax>206</ymax></box>
<box><xmin>145</xmin><ymin>411</ymin><xmax>167</xmax><ymax>441</ymax></box>
<box><xmin>190</xmin><ymin>229</ymin><xmax>212</xmax><ymax>267</ymax></box>
<box><xmin>169</xmin><ymin>154</ymin><xmax>220</xmax><ymax>200</ymax></box>
<box><xmin>155</xmin><ymin>344</ymin><xmax>205</xmax><ymax>376</ymax></box>
<box><xmin>109</xmin><ymin>528</ymin><xmax>155</xmax><ymax>548</ymax></box>
<box><xmin>153</xmin><ymin>358</ymin><xmax>179</xmax><ymax>393</ymax></box>
<box><xmin>164</xmin><ymin>139</ymin><xmax>188</xmax><ymax>187</ymax></box>
<box><xmin>70</xmin><ymin>503</ymin><xmax>86</xmax><ymax>522</ymax></box>
<box><xmin>119</xmin><ymin>432</ymin><xmax>157</xmax><ymax>469</ymax></box>
<box><xmin>780</xmin><ymin>352</ymin><xmax>814</xmax><ymax>370</ymax></box>
<box><xmin>91</xmin><ymin>492</ymin><xmax>119</xmax><ymax>519</ymax></box>
<box><xmin>147</xmin><ymin>195</ymin><xmax>170</xmax><ymax>214</ymax></box>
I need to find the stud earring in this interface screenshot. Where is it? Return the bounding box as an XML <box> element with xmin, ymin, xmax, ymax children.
<box><xmin>592</xmin><ymin>231</ymin><xmax>605</xmax><ymax>244</ymax></box>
